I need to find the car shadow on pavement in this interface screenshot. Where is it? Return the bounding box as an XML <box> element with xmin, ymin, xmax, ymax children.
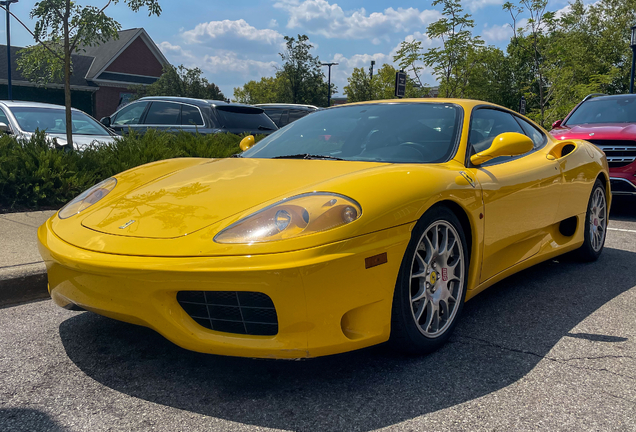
<box><xmin>0</xmin><ymin>408</ymin><xmax>67</xmax><ymax>432</ymax></box>
<box><xmin>58</xmin><ymin>247</ymin><xmax>636</xmax><ymax>432</ymax></box>
<box><xmin>609</xmin><ymin>196</ymin><xmax>636</xmax><ymax>223</ymax></box>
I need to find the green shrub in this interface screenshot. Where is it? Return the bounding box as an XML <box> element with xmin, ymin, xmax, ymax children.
<box><xmin>0</xmin><ymin>130</ymin><xmax>262</xmax><ymax>211</ymax></box>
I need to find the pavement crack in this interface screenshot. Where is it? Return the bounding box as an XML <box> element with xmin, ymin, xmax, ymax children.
<box><xmin>452</xmin><ymin>334</ymin><xmax>636</xmax><ymax>381</ymax></box>
<box><xmin>601</xmin><ymin>391</ymin><xmax>636</xmax><ymax>406</ymax></box>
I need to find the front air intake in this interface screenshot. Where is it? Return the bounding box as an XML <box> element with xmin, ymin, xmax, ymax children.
<box><xmin>177</xmin><ymin>291</ymin><xmax>278</xmax><ymax>336</ymax></box>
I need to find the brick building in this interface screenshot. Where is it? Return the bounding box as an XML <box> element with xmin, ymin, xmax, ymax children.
<box><xmin>0</xmin><ymin>28</ymin><xmax>169</xmax><ymax>119</ymax></box>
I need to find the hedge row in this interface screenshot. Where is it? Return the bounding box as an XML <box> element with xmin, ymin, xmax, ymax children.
<box><xmin>0</xmin><ymin>130</ymin><xmax>261</xmax><ymax>211</ymax></box>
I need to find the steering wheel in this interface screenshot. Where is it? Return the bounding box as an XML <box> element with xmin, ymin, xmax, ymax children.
<box><xmin>398</xmin><ymin>142</ymin><xmax>427</xmax><ymax>158</ymax></box>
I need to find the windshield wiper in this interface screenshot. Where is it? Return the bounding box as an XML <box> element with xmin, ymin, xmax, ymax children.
<box><xmin>272</xmin><ymin>153</ymin><xmax>344</xmax><ymax>161</ymax></box>
<box><xmin>258</xmin><ymin>125</ymin><xmax>276</xmax><ymax>131</ymax></box>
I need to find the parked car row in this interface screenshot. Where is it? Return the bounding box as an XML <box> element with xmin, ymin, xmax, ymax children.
<box><xmin>0</xmin><ymin>97</ymin><xmax>322</xmax><ymax>150</ymax></box>
<box><xmin>551</xmin><ymin>93</ymin><xmax>636</xmax><ymax>197</ymax></box>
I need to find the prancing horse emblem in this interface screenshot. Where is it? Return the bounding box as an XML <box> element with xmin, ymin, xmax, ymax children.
<box><xmin>119</xmin><ymin>220</ymin><xmax>136</xmax><ymax>229</ymax></box>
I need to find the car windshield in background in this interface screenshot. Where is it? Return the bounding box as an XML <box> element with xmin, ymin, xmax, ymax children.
<box><xmin>214</xmin><ymin>106</ymin><xmax>277</xmax><ymax>130</ymax></box>
<box><xmin>566</xmin><ymin>97</ymin><xmax>636</xmax><ymax>125</ymax></box>
<box><xmin>242</xmin><ymin>103</ymin><xmax>461</xmax><ymax>163</ymax></box>
<box><xmin>10</xmin><ymin>107</ymin><xmax>109</xmax><ymax>135</ymax></box>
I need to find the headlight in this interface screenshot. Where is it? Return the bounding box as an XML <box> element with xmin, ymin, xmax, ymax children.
<box><xmin>214</xmin><ymin>192</ymin><xmax>362</xmax><ymax>244</ymax></box>
<box><xmin>58</xmin><ymin>177</ymin><xmax>117</xmax><ymax>219</ymax></box>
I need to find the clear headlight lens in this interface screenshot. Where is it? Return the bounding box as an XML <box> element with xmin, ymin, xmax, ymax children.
<box><xmin>214</xmin><ymin>192</ymin><xmax>362</xmax><ymax>244</ymax></box>
<box><xmin>58</xmin><ymin>177</ymin><xmax>117</xmax><ymax>219</ymax></box>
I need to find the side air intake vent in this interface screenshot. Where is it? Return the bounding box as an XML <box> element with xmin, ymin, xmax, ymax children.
<box><xmin>177</xmin><ymin>291</ymin><xmax>278</xmax><ymax>336</ymax></box>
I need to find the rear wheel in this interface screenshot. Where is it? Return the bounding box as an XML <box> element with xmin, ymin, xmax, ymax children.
<box><xmin>576</xmin><ymin>179</ymin><xmax>607</xmax><ymax>262</ymax></box>
<box><xmin>390</xmin><ymin>206</ymin><xmax>468</xmax><ymax>354</ymax></box>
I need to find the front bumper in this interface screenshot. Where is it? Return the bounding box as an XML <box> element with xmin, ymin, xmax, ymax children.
<box><xmin>38</xmin><ymin>218</ymin><xmax>412</xmax><ymax>359</ymax></box>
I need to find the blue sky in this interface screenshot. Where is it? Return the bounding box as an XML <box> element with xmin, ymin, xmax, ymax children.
<box><xmin>3</xmin><ymin>0</ymin><xmax>574</xmax><ymax>98</ymax></box>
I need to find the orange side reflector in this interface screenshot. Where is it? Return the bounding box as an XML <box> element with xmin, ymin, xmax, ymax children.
<box><xmin>365</xmin><ymin>252</ymin><xmax>388</xmax><ymax>269</ymax></box>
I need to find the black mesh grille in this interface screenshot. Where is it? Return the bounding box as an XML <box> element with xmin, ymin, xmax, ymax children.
<box><xmin>177</xmin><ymin>291</ymin><xmax>278</xmax><ymax>336</ymax></box>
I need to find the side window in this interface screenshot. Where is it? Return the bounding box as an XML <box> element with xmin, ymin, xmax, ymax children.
<box><xmin>0</xmin><ymin>109</ymin><xmax>10</xmax><ymax>127</ymax></box>
<box><xmin>469</xmin><ymin>108</ymin><xmax>526</xmax><ymax>165</ymax></box>
<box><xmin>264</xmin><ymin>109</ymin><xmax>283</xmax><ymax>127</ymax></box>
<box><xmin>181</xmin><ymin>105</ymin><xmax>204</xmax><ymax>126</ymax></box>
<box><xmin>111</xmin><ymin>102</ymin><xmax>148</xmax><ymax>126</ymax></box>
<box><xmin>515</xmin><ymin>116</ymin><xmax>547</xmax><ymax>149</ymax></box>
<box><xmin>144</xmin><ymin>102</ymin><xmax>181</xmax><ymax>125</ymax></box>
<box><xmin>288</xmin><ymin>109</ymin><xmax>308</xmax><ymax>123</ymax></box>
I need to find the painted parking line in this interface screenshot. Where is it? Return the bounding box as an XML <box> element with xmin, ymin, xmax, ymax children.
<box><xmin>608</xmin><ymin>227</ymin><xmax>636</xmax><ymax>233</ymax></box>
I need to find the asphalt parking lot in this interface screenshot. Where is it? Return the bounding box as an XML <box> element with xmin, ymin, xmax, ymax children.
<box><xmin>1</xmin><ymin>198</ymin><xmax>635</xmax><ymax>432</ymax></box>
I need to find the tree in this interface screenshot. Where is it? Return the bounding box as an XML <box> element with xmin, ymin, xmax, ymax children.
<box><xmin>233</xmin><ymin>75</ymin><xmax>287</xmax><ymax>104</ymax></box>
<box><xmin>4</xmin><ymin>0</ymin><xmax>161</xmax><ymax>149</ymax></box>
<box><xmin>344</xmin><ymin>63</ymin><xmax>429</xmax><ymax>102</ymax></box>
<box><xmin>393</xmin><ymin>40</ymin><xmax>426</xmax><ymax>88</ymax></box>
<box><xmin>278</xmin><ymin>34</ymin><xmax>332</xmax><ymax>106</ymax></box>
<box><xmin>503</xmin><ymin>0</ymin><xmax>556</xmax><ymax>127</ymax></box>
<box><xmin>132</xmin><ymin>65</ymin><xmax>225</xmax><ymax>101</ymax></box>
<box><xmin>423</xmin><ymin>0</ymin><xmax>484</xmax><ymax>98</ymax></box>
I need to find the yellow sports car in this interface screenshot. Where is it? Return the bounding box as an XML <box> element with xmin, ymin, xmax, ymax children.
<box><xmin>38</xmin><ymin>99</ymin><xmax>610</xmax><ymax>359</ymax></box>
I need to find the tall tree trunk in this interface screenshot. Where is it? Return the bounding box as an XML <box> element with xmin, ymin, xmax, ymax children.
<box><xmin>63</xmin><ymin>2</ymin><xmax>73</xmax><ymax>149</ymax></box>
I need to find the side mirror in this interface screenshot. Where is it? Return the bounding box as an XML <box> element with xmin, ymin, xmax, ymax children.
<box><xmin>552</xmin><ymin>119</ymin><xmax>562</xmax><ymax>129</ymax></box>
<box><xmin>0</xmin><ymin>122</ymin><xmax>10</xmax><ymax>133</ymax></box>
<box><xmin>470</xmin><ymin>132</ymin><xmax>534</xmax><ymax>166</ymax></box>
<box><xmin>100</xmin><ymin>116</ymin><xmax>111</xmax><ymax>127</ymax></box>
<box><xmin>239</xmin><ymin>135</ymin><xmax>255</xmax><ymax>152</ymax></box>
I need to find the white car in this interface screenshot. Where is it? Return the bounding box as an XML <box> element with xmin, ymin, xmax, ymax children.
<box><xmin>0</xmin><ymin>101</ymin><xmax>117</xmax><ymax>150</ymax></box>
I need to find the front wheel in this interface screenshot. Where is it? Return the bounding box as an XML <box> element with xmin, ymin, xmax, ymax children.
<box><xmin>390</xmin><ymin>206</ymin><xmax>469</xmax><ymax>354</ymax></box>
<box><xmin>576</xmin><ymin>179</ymin><xmax>608</xmax><ymax>262</ymax></box>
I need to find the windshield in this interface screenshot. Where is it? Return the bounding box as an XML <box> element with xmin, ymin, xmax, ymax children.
<box><xmin>10</xmin><ymin>107</ymin><xmax>110</xmax><ymax>135</ymax></box>
<box><xmin>214</xmin><ymin>106</ymin><xmax>277</xmax><ymax>130</ymax></box>
<box><xmin>566</xmin><ymin>97</ymin><xmax>636</xmax><ymax>125</ymax></box>
<box><xmin>242</xmin><ymin>103</ymin><xmax>461</xmax><ymax>163</ymax></box>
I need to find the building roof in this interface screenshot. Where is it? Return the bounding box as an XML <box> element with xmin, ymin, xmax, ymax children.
<box><xmin>0</xmin><ymin>45</ymin><xmax>97</xmax><ymax>90</ymax></box>
<box><xmin>0</xmin><ymin>28</ymin><xmax>169</xmax><ymax>92</ymax></box>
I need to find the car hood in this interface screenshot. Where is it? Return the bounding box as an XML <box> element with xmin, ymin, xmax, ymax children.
<box><xmin>81</xmin><ymin>158</ymin><xmax>383</xmax><ymax>239</ymax></box>
<box><xmin>551</xmin><ymin>123</ymin><xmax>636</xmax><ymax>140</ymax></box>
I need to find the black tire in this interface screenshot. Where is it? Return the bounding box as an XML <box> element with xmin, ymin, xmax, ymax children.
<box><xmin>390</xmin><ymin>206</ymin><xmax>469</xmax><ymax>355</ymax></box>
<box><xmin>576</xmin><ymin>179</ymin><xmax>608</xmax><ymax>262</ymax></box>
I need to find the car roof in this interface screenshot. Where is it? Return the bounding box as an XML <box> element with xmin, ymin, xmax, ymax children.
<box><xmin>255</xmin><ymin>103</ymin><xmax>319</xmax><ymax>110</ymax></box>
<box><xmin>0</xmin><ymin>100</ymin><xmax>82</xmax><ymax>112</ymax></box>
<box><xmin>582</xmin><ymin>94</ymin><xmax>634</xmax><ymax>102</ymax></box>
<box><xmin>137</xmin><ymin>96</ymin><xmax>259</xmax><ymax>110</ymax></box>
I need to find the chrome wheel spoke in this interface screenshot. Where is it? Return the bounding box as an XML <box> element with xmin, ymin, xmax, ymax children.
<box><xmin>409</xmin><ymin>220</ymin><xmax>465</xmax><ymax>338</ymax></box>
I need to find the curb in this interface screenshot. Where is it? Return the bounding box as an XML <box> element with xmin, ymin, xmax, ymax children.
<box><xmin>0</xmin><ymin>266</ymin><xmax>49</xmax><ymax>308</ymax></box>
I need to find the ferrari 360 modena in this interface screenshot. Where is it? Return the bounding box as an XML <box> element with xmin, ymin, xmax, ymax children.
<box><xmin>38</xmin><ymin>99</ymin><xmax>610</xmax><ymax>359</ymax></box>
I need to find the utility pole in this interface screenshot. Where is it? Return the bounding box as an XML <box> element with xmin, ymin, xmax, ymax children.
<box><xmin>0</xmin><ymin>0</ymin><xmax>18</xmax><ymax>100</ymax></box>
<box><xmin>321</xmin><ymin>62</ymin><xmax>338</xmax><ymax>107</ymax></box>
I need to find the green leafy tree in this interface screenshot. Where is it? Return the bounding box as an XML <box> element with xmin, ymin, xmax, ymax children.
<box><xmin>233</xmin><ymin>75</ymin><xmax>287</xmax><ymax>104</ymax></box>
<box><xmin>463</xmin><ymin>46</ymin><xmax>516</xmax><ymax>109</ymax></box>
<box><xmin>393</xmin><ymin>40</ymin><xmax>426</xmax><ymax>88</ymax></box>
<box><xmin>344</xmin><ymin>63</ymin><xmax>428</xmax><ymax>102</ymax></box>
<box><xmin>4</xmin><ymin>0</ymin><xmax>161</xmax><ymax>148</ymax></box>
<box><xmin>132</xmin><ymin>64</ymin><xmax>225</xmax><ymax>101</ymax></box>
<box><xmin>278</xmin><ymin>34</ymin><xmax>332</xmax><ymax>106</ymax></box>
<box><xmin>423</xmin><ymin>0</ymin><xmax>483</xmax><ymax>98</ymax></box>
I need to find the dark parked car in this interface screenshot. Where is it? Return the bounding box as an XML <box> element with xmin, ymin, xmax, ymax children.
<box><xmin>101</xmin><ymin>97</ymin><xmax>278</xmax><ymax>136</ymax></box>
<box><xmin>551</xmin><ymin>93</ymin><xmax>636</xmax><ymax>196</ymax></box>
<box><xmin>255</xmin><ymin>103</ymin><xmax>318</xmax><ymax>128</ymax></box>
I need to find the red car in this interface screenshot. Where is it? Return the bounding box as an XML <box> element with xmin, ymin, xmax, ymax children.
<box><xmin>551</xmin><ymin>94</ymin><xmax>636</xmax><ymax>196</ymax></box>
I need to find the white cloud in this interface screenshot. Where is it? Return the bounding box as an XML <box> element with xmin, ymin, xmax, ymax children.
<box><xmin>182</xmin><ymin>19</ymin><xmax>285</xmax><ymax>53</ymax></box>
<box><xmin>482</xmin><ymin>23</ymin><xmax>513</xmax><ymax>42</ymax></box>
<box><xmin>269</xmin><ymin>19</ymin><xmax>279</xmax><ymax>28</ymax></box>
<box><xmin>200</xmin><ymin>52</ymin><xmax>278</xmax><ymax>76</ymax></box>
<box><xmin>274</xmin><ymin>0</ymin><xmax>441</xmax><ymax>40</ymax></box>
<box><xmin>464</xmin><ymin>0</ymin><xmax>506</xmax><ymax>12</ymax></box>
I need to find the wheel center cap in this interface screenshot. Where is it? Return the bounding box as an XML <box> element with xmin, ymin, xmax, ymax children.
<box><xmin>430</xmin><ymin>271</ymin><xmax>438</xmax><ymax>285</ymax></box>
<box><xmin>594</xmin><ymin>218</ymin><xmax>598</xmax><ymax>227</ymax></box>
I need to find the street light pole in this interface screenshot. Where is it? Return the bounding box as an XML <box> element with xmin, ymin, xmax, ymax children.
<box><xmin>1</xmin><ymin>0</ymin><xmax>18</xmax><ymax>100</ymax></box>
<box><xmin>320</xmin><ymin>62</ymin><xmax>338</xmax><ymax>107</ymax></box>
<box><xmin>630</xmin><ymin>25</ymin><xmax>636</xmax><ymax>94</ymax></box>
